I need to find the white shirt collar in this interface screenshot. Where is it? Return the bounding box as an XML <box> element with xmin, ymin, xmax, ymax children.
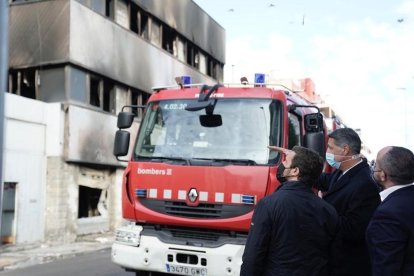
<box><xmin>341</xmin><ymin>158</ymin><xmax>363</xmax><ymax>176</ymax></box>
<box><xmin>380</xmin><ymin>183</ymin><xmax>414</xmax><ymax>201</ymax></box>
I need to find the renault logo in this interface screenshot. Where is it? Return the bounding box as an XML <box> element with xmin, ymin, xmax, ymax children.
<box><xmin>188</xmin><ymin>188</ymin><xmax>198</xmax><ymax>203</ymax></box>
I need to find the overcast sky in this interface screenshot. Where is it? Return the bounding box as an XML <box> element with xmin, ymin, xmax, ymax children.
<box><xmin>194</xmin><ymin>0</ymin><xmax>414</xmax><ymax>157</ymax></box>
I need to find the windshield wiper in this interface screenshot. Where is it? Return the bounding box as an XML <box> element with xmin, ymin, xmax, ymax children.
<box><xmin>136</xmin><ymin>155</ymin><xmax>191</xmax><ymax>165</ymax></box>
<box><xmin>193</xmin><ymin>158</ymin><xmax>257</xmax><ymax>166</ymax></box>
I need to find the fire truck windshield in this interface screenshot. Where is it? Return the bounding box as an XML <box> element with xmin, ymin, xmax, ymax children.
<box><xmin>134</xmin><ymin>99</ymin><xmax>282</xmax><ymax>165</ymax></box>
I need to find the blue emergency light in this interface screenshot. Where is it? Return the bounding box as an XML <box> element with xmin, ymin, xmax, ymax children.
<box><xmin>254</xmin><ymin>73</ymin><xmax>265</xmax><ymax>84</ymax></box>
<box><xmin>136</xmin><ymin>189</ymin><xmax>147</xmax><ymax>198</ymax></box>
<box><xmin>181</xmin><ymin>75</ymin><xmax>192</xmax><ymax>86</ymax></box>
<box><xmin>241</xmin><ymin>194</ymin><xmax>256</xmax><ymax>205</ymax></box>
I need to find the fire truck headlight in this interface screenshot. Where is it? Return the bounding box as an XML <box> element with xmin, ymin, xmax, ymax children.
<box><xmin>115</xmin><ymin>225</ymin><xmax>143</xmax><ymax>246</ymax></box>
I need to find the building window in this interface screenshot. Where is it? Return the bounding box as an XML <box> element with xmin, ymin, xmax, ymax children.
<box><xmin>199</xmin><ymin>52</ymin><xmax>207</xmax><ymax>74</ymax></box>
<box><xmin>105</xmin><ymin>0</ymin><xmax>114</xmax><ymax>19</ymax></box>
<box><xmin>103</xmin><ymin>80</ymin><xmax>115</xmax><ymax>113</ymax></box>
<box><xmin>131</xmin><ymin>88</ymin><xmax>150</xmax><ymax>118</ymax></box>
<box><xmin>130</xmin><ymin>1</ymin><xmax>139</xmax><ymax>34</ymax></box>
<box><xmin>162</xmin><ymin>25</ymin><xmax>176</xmax><ymax>54</ymax></box>
<box><xmin>89</xmin><ymin>74</ymin><xmax>116</xmax><ymax>113</ymax></box>
<box><xmin>150</xmin><ymin>19</ymin><xmax>161</xmax><ymax>47</ymax></box>
<box><xmin>139</xmin><ymin>11</ymin><xmax>149</xmax><ymax>40</ymax></box>
<box><xmin>8</xmin><ymin>68</ymin><xmax>37</xmax><ymax>99</ymax></box>
<box><xmin>89</xmin><ymin>75</ymin><xmax>102</xmax><ymax>108</ymax></box>
<box><xmin>78</xmin><ymin>185</ymin><xmax>103</xmax><ymax>218</ymax></box>
<box><xmin>176</xmin><ymin>37</ymin><xmax>186</xmax><ymax>62</ymax></box>
<box><xmin>114</xmin><ymin>0</ymin><xmax>129</xmax><ymax>29</ymax></box>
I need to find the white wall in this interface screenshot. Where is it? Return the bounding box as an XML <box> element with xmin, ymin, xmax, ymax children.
<box><xmin>3</xmin><ymin>93</ymin><xmax>63</xmax><ymax>243</ymax></box>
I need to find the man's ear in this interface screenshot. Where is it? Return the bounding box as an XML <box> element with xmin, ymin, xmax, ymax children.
<box><xmin>379</xmin><ymin>171</ymin><xmax>387</xmax><ymax>182</ymax></box>
<box><xmin>343</xmin><ymin>144</ymin><xmax>350</xmax><ymax>155</ymax></box>
<box><xmin>291</xmin><ymin>167</ymin><xmax>300</xmax><ymax>177</ymax></box>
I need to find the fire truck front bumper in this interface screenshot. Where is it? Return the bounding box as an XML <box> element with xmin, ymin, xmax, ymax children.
<box><xmin>111</xmin><ymin>231</ymin><xmax>245</xmax><ymax>276</ymax></box>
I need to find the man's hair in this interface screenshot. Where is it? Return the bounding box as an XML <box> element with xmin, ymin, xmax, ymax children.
<box><xmin>291</xmin><ymin>146</ymin><xmax>324</xmax><ymax>186</ymax></box>
<box><xmin>381</xmin><ymin>146</ymin><xmax>414</xmax><ymax>185</ymax></box>
<box><xmin>328</xmin><ymin>128</ymin><xmax>361</xmax><ymax>154</ymax></box>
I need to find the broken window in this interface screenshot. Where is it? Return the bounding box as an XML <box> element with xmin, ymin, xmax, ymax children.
<box><xmin>103</xmin><ymin>79</ymin><xmax>115</xmax><ymax>113</ymax></box>
<box><xmin>8</xmin><ymin>71</ymin><xmax>18</xmax><ymax>94</ymax></box>
<box><xmin>89</xmin><ymin>75</ymin><xmax>102</xmax><ymax>108</ymax></box>
<box><xmin>199</xmin><ymin>52</ymin><xmax>207</xmax><ymax>74</ymax></box>
<box><xmin>150</xmin><ymin>19</ymin><xmax>161</xmax><ymax>47</ymax></box>
<box><xmin>176</xmin><ymin>37</ymin><xmax>186</xmax><ymax>62</ymax></box>
<box><xmin>131</xmin><ymin>88</ymin><xmax>151</xmax><ymax>118</ymax></box>
<box><xmin>139</xmin><ymin>11</ymin><xmax>149</xmax><ymax>40</ymax></box>
<box><xmin>114</xmin><ymin>0</ymin><xmax>129</xmax><ymax>29</ymax></box>
<box><xmin>130</xmin><ymin>2</ymin><xmax>139</xmax><ymax>34</ymax></box>
<box><xmin>78</xmin><ymin>185</ymin><xmax>102</xmax><ymax>218</ymax></box>
<box><xmin>162</xmin><ymin>25</ymin><xmax>176</xmax><ymax>54</ymax></box>
<box><xmin>7</xmin><ymin>69</ymin><xmax>37</xmax><ymax>99</ymax></box>
<box><xmin>105</xmin><ymin>0</ymin><xmax>114</xmax><ymax>19</ymax></box>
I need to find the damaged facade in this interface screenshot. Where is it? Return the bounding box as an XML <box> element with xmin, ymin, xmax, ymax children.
<box><xmin>2</xmin><ymin>0</ymin><xmax>225</xmax><ymax>244</ymax></box>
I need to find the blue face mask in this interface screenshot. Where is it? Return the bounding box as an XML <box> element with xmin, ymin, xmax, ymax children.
<box><xmin>326</xmin><ymin>152</ymin><xmax>361</xmax><ymax>169</ymax></box>
<box><xmin>326</xmin><ymin>152</ymin><xmax>341</xmax><ymax>169</ymax></box>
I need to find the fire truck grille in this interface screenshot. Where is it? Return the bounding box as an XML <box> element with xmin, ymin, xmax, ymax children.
<box><xmin>139</xmin><ymin>199</ymin><xmax>254</xmax><ymax>219</ymax></box>
<box><xmin>142</xmin><ymin>225</ymin><xmax>248</xmax><ymax>247</ymax></box>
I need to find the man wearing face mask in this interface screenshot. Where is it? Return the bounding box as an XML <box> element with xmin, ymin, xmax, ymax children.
<box><xmin>366</xmin><ymin>146</ymin><xmax>414</xmax><ymax>275</ymax></box>
<box><xmin>316</xmin><ymin>128</ymin><xmax>381</xmax><ymax>276</ymax></box>
<box><xmin>241</xmin><ymin>146</ymin><xmax>338</xmax><ymax>276</ymax></box>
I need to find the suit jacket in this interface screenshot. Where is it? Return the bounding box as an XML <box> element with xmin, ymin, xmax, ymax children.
<box><xmin>366</xmin><ymin>185</ymin><xmax>414</xmax><ymax>276</ymax></box>
<box><xmin>241</xmin><ymin>181</ymin><xmax>338</xmax><ymax>276</ymax></box>
<box><xmin>317</xmin><ymin>161</ymin><xmax>381</xmax><ymax>276</ymax></box>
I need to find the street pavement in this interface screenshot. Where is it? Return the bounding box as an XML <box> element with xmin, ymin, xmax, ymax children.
<box><xmin>0</xmin><ymin>231</ymin><xmax>115</xmax><ymax>272</ymax></box>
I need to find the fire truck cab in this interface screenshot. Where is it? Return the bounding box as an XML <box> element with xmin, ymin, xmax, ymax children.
<box><xmin>111</xmin><ymin>74</ymin><xmax>327</xmax><ymax>276</ymax></box>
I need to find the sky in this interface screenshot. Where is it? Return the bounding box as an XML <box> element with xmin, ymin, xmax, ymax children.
<box><xmin>193</xmin><ymin>0</ymin><xmax>414</xmax><ymax>158</ymax></box>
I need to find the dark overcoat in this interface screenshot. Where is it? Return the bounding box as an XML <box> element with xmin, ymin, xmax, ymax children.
<box><xmin>318</xmin><ymin>161</ymin><xmax>381</xmax><ymax>276</ymax></box>
<box><xmin>241</xmin><ymin>181</ymin><xmax>338</xmax><ymax>276</ymax></box>
<box><xmin>366</xmin><ymin>185</ymin><xmax>414</xmax><ymax>276</ymax></box>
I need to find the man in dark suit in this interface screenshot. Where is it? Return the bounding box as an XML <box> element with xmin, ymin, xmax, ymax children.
<box><xmin>241</xmin><ymin>146</ymin><xmax>338</xmax><ymax>276</ymax></box>
<box><xmin>316</xmin><ymin>128</ymin><xmax>381</xmax><ymax>276</ymax></box>
<box><xmin>366</xmin><ymin>146</ymin><xmax>414</xmax><ymax>275</ymax></box>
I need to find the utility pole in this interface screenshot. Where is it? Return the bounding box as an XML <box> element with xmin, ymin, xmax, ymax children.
<box><xmin>0</xmin><ymin>1</ymin><xmax>9</xmax><ymax>234</ymax></box>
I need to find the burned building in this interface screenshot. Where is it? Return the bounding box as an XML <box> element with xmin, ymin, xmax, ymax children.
<box><xmin>2</xmin><ymin>0</ymin><xmax>225</xmax><ymax>244</ymax></box>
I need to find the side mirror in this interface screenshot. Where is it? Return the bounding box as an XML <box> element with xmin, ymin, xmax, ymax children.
<box><xmin>304</xmin><ymin>131</ymin><xmax>325</xmax><ymax>158</ymax></box>
<box><xmin>117</xmin><ymin>112</ymin><xmax>135</xmax><ymax>129</ymax></box>
<box><xmin>199</xmin><ymin>114</ymin><xmax>222</xmax><ymax>127</ymax></box>
<box><xmin>304</xmin><ymin>113</ymin><xmax>323</xmax><ymax>132</ymax></box>
<box><xmin>114</xmin><ymin>130</ymin><xmax>130</xmax><ymax>157</ymax></box>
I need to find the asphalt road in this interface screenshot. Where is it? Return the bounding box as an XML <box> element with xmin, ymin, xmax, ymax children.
<box><xmin>0</xmin><ymin>248</ymin><xmax>133</xmax><ymax>276</ymax></box>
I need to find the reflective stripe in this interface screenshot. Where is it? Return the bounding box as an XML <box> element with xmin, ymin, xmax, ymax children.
<box><xmin>199</xmin><ymin>191</ymin><xmax>208</xmax><ymax>201</ymax></box>
<box><xmin>215</xmin><ymin>192</ymin><xmax>224</xmax><ymax>202</ymax></box>
<box><xmin>149</xmin><ymin>189</ymin><xmax>157</xmax><ymax>198</ymax></box>
<box><xmin>163</xmin><ymin>189</ymin><xmax>172</xmax><ymax>199</ymax></box>
<box><xmin>231</xmin><ymin>193</ymin><xmax>241</xmax><ymax>204</ymax></box>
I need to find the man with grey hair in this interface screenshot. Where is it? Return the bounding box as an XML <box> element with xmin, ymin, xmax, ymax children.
<box><xmin>316</xmin><ymin>128</ymin><xmax>381</xmax><ymax>276</ymax></box>
<box><xmin>366</xmin><ymin>146</ymin><xmax>414</xmax><ymax>275</ymax></box>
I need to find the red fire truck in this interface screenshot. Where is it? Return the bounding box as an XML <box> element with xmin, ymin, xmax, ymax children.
<box><xmin>111</xmin><ymin>74</ymin><xmax>328</xmax><ymax>276</ymax></box>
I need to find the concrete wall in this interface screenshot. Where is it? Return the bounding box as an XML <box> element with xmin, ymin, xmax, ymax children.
<box><xmin>3</xmin><ymin>93</ymin><xmax>127</xmax><ymax>244</ymax></box>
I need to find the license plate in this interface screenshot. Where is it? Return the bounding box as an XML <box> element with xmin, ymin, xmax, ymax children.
<box><xmin>165</xmin><ymin>264</ymin><xmax>207</xmax><ymax>276</ymax></box>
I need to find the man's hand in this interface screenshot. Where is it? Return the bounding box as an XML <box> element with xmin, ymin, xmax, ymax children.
<box><xmin>268</xmin><ymin>146</ymin><xmax>294</xmax><ymax>156</ymax></box>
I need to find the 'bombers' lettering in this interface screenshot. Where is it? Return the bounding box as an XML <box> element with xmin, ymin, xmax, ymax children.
<box><xmin>137</xmin><ymin>168</ymin><xmax>166</xmax><ymax>175</ymax></box>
